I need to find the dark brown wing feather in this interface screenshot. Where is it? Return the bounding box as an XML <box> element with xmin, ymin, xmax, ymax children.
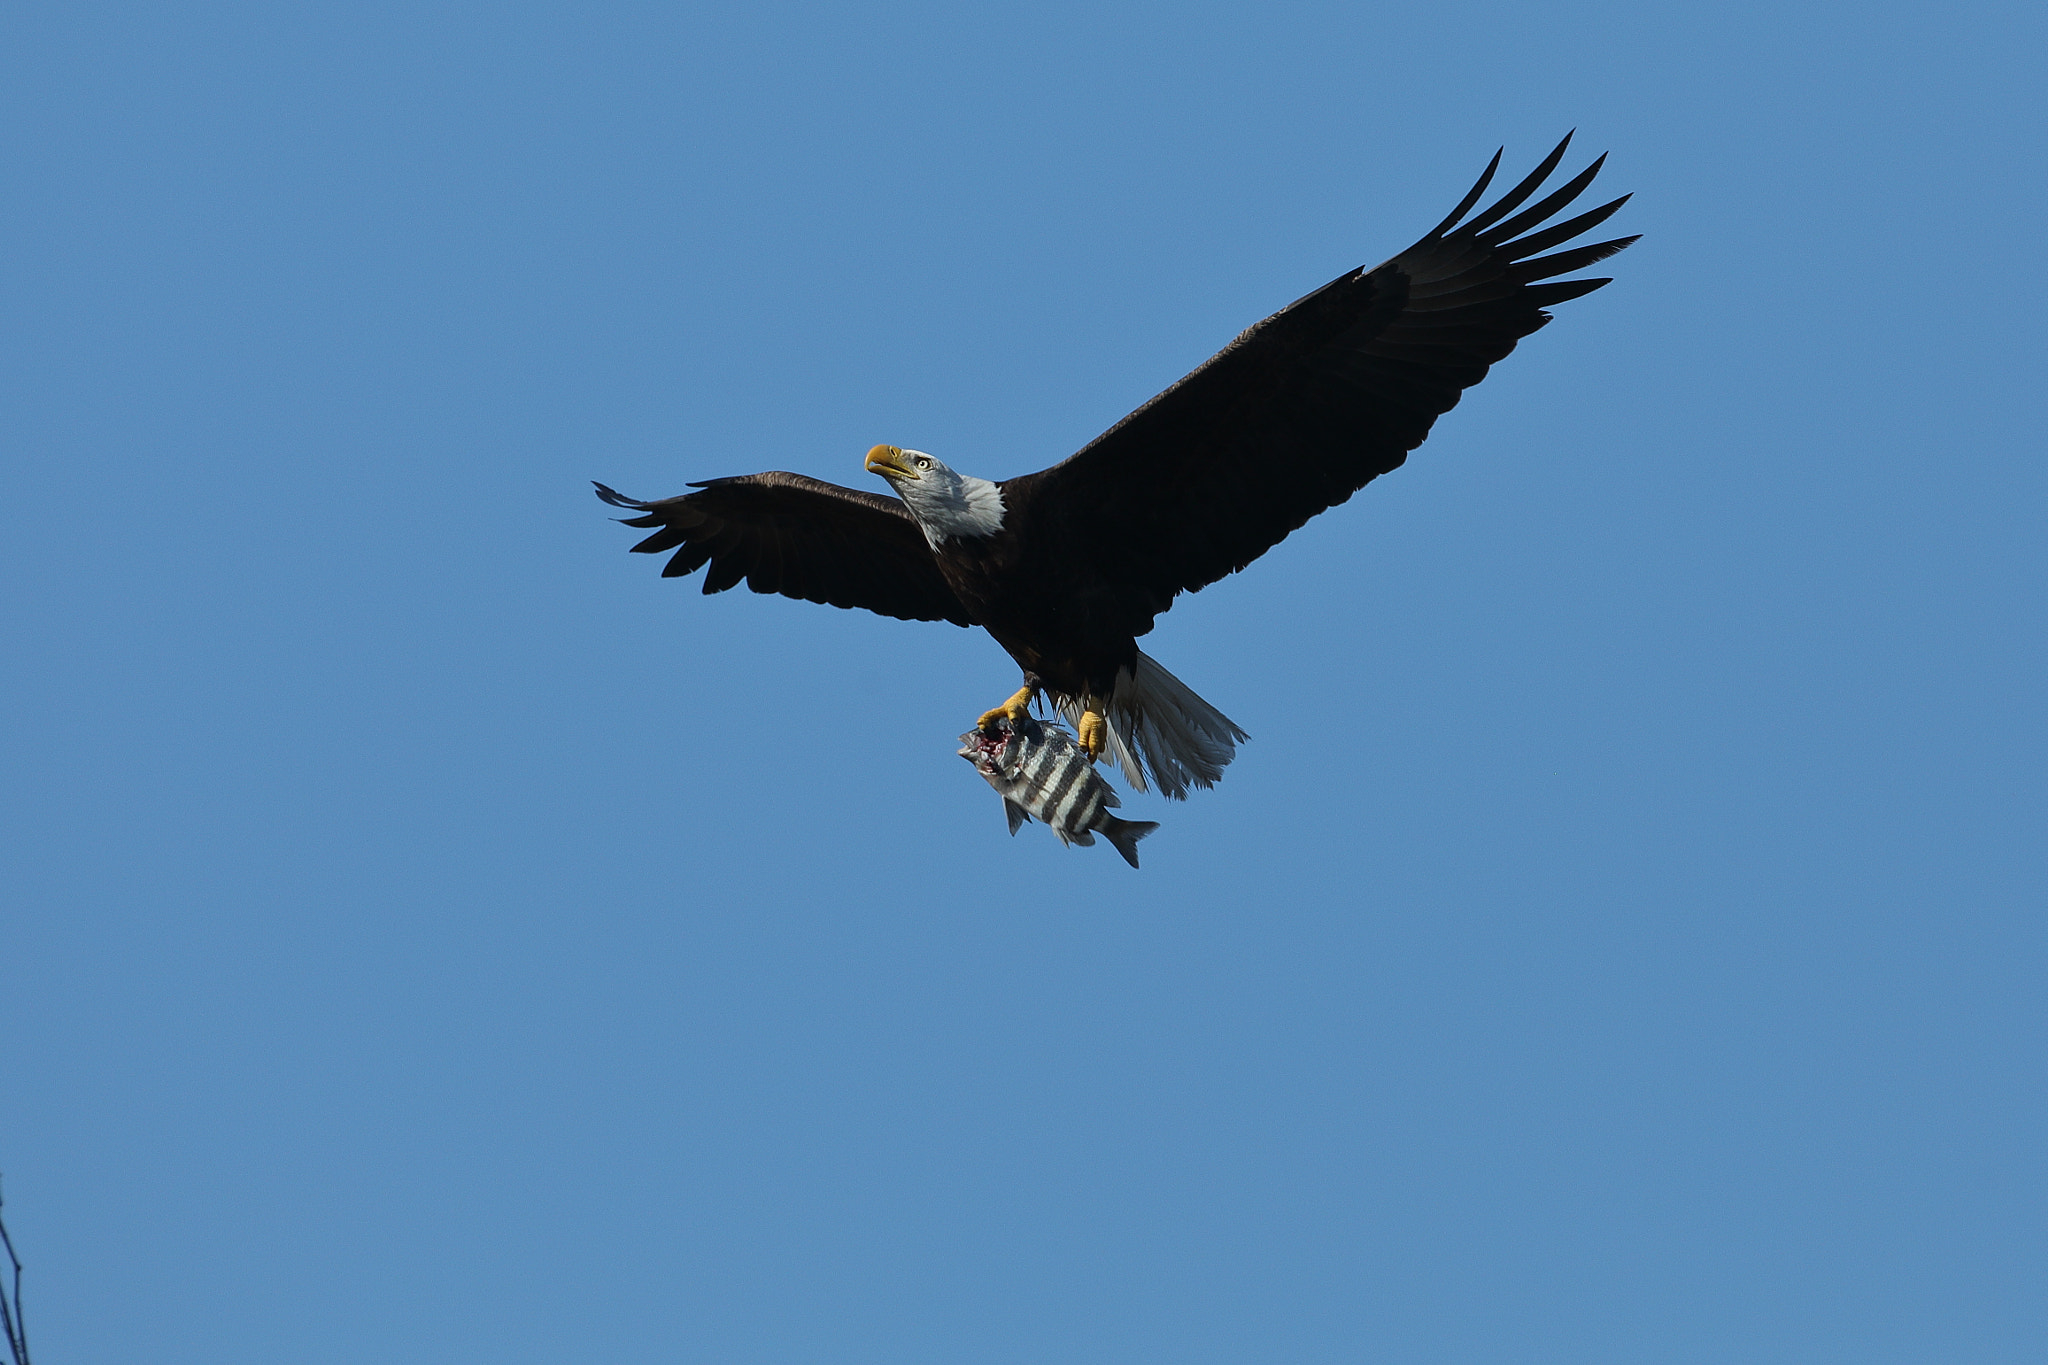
<box><xmin>594</xmin><ymin>472</ymin><xmax>972</xmax><ymax>626</ymax></box>
<box><xmin>1001</xmin><ymin>134</ymin><xmax>1638</xmax><ymax>633</ymax></box>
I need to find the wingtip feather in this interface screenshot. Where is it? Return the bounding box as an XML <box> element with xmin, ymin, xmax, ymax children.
<box><xmin>593</xmin><ymin>481</ymin><xmax>650</xmax><ymax>511</ymax></box>
<box><xmin>1462</xmin><ymin>132</ymin><xmax>1577</xmax><ymax>236</ymax></box>
<box><xmin>1478</xmin><ymin>152</ymin><xmax>1610</xmax><ymax>246</ymax></box>
<box><xmin>1427</xmin><ymin>147</ymin><xmax>1505</xmax><ymax>237</ymax></box>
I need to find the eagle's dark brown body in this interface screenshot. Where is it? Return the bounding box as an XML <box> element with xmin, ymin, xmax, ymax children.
<box><xmin>598</xmin><ymin>135</ymin><xmax>1637</xmax><ymax>794</ymax></box>
<box><xmin>935</xmin><ymin>499</ymin><xmax>1154</xmax><ymax>702</ymax></box>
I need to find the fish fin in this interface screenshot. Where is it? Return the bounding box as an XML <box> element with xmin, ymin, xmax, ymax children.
<box><xmin>1003</xmin><ymin>798</ymin><xmax>1029</xmax><ymax>836</ymax></box>
<box><xmin>1099</xmin><ymin>815</ymin><xmax>1161</xmax><ymax>869</ymax></box>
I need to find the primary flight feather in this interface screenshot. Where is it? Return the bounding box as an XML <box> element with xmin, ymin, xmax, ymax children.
<box><xmin>598</xmin><ymin>134</ymin><xmax>1638</xmax><ymax>798</ymax></box>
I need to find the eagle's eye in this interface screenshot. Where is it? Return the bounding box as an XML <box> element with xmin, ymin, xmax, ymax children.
<box><xmin>916</xmin><ymin>455</ymin><xmax>933</xmax><ymax>470</ymax></box>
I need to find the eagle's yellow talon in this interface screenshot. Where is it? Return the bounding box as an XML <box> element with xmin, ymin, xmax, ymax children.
<box><xmin>977</xmin><ymin>685</ymin><xmax>1038</xmax><ymax>733</ymax></box>
<box><xmin>1078</xmin><ymin>710</ymin><xmax>1107</xmax><ymax>761</ymax></box>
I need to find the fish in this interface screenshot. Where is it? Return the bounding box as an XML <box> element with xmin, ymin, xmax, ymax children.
<box><xmin>959</xmin><ymin>713</ymin><xmax>1160</xmax><ymax>868</ymax></box>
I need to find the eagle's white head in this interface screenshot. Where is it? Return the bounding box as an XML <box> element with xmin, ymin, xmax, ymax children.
<box><xmin>864</xmin><ymin>445</ymin><xmax>1006</xmax><ymax>547</ymax></box>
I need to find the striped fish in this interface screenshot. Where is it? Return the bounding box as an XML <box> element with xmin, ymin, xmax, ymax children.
<box><xmin>959</xmin><ymin>714</ymin><xmax>1160</xmax><ymax>868</ymax></box>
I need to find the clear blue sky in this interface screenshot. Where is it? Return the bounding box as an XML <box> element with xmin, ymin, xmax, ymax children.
<box><xmin>3</xmin><ymin>2</ymin><xmax>2042</xmax><ymax>1361</ymax></box>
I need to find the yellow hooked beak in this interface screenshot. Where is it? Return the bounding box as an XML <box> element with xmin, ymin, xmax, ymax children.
<box><xmin>864</xmin><ymin>444</ymin><xmax>918</xmax><ymax>480</ymax></box>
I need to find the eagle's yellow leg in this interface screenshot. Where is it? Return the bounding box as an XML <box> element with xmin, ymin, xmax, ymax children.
<box><xmin>977</xmin><ymin>684</ymin><xmax>1037</xmax><ymax>733</ymax></box>
<box><xmin>1077</xmin><ymin>709</ymin><xmax>1107</xmax><ymax>761</ymax></box>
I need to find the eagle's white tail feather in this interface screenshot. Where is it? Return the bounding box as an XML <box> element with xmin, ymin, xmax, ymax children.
<box><xmin>1055</xmin><ymin>650</ymin><xmax>1247</xmax><ymax>801</ymax></box>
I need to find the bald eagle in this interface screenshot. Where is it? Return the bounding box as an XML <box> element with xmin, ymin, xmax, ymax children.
<box><xmin>598</xmin><ymin>136</ymin><xmax>1636</xmax><ymax>798</ymax></box>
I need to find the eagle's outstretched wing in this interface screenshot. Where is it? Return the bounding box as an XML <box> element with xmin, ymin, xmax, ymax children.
<box><xmin>595</xmin><ymin>473</ymin><xmax>973</xmax><ymax>626</ymax></box>
<box><xmin>1001</xmin><ymin>133</ymin><xmax>1638</xmax><ymax>630</ymax></box>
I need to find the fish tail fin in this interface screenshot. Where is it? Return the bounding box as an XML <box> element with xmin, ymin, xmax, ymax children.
<box><xmin>1091</xmin><ymin>651</ymin><xmax>1247</xmax><ymax>800</ymax></box>
<box><xmin>1099</xmin><ymin>815</ymin><xmax>1160</xmax><ymax>869</ymax></box>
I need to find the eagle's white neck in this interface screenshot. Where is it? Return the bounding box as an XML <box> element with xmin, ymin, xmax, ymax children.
<box><xmin>904</xmin><ymin>472</ymin><xmax>1006</xmax><ymax>547</ymax></box>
